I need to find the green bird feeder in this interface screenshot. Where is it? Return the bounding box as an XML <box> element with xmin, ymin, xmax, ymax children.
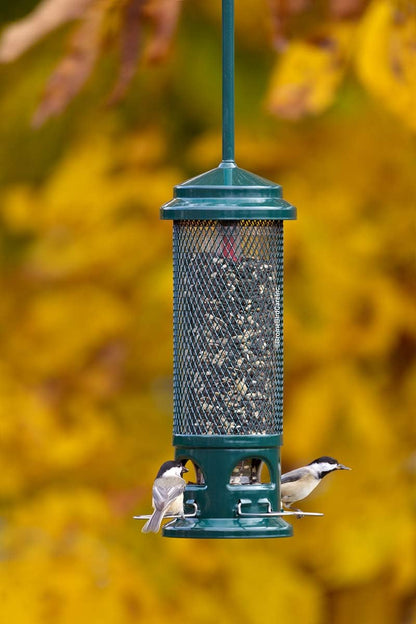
<box><xmin>160</xmin><ymin>0</ymin><xmax>296</xmax><ymax>538</ymax></box>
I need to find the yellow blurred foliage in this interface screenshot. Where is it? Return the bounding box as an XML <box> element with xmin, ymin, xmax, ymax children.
<box><xmin>0</xmin><ymin>2</ymin><xmax>415</xmax><ymax>623</ymax></box>
<box><xmin>267</xmin><ymin>24</ymin><xmax>355</xmax><ymax>119</ymax></box>
<box><xmin>356</xmin><ymin>0</ymin><xmax>416</xmax><ymax>131</ymax></box>
<box><xmin>266</xmin><ymin>1</ymin><xmax>416</xmax><ymax>131</ymax></box>
<box><xmin>0</xmin><ymin>490</ymin><xmax>166</xmax><ymax>624</ymax></box>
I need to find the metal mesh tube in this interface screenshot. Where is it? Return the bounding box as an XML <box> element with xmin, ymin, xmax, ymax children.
<box><xmin>173</xmin><ymin>220</ymin><xmax>283</xmax><ymax>436</ymax></box>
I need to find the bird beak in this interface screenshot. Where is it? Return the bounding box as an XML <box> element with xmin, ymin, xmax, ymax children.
<box><xmin>182</xmin><ymin>466</ymin><xmax>189</xmax><ymax>473</ymax></box>
<box><xmin>337</xmin><ymin>464</ymin><xmax>351</xmax><ymax>470</ymax></box>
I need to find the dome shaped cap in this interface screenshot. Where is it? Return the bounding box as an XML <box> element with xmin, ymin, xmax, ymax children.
<box><xmin>161</xmin><ymin>162</ymin><xmax>296</xmax><ymax>221</ymax></box>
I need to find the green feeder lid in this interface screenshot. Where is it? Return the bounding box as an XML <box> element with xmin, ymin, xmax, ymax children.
<box><xmin>160</xmin><ymin>162</ymin><xmax>296</xmax><ymax>221</ymax></box>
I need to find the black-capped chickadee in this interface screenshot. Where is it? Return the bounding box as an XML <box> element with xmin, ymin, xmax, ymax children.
<box><xmin>142</xmin><ymin>460</ymin><xmax>189</xmax><ymax>534</ymax></box>
<box><xmin>281</xmin><ymin>456</ymin><xmax>351</xmax><ymax>512</ymax></box>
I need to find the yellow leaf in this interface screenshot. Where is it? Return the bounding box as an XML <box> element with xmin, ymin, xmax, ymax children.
<box><xmin>266</xmin><ymin>25</ymin><xmax>355</xmax><ymax>119</ymax></box>
<box><xmin>356</xmin><ymin>0</ymin><xmax>416</xmax><ymax>131</ymax></box>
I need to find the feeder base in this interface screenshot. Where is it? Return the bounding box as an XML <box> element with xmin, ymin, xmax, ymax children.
<box><xmin>162</xmin><ymin>516</ymin><xmax>293</xmax><ymax>539</ymax></box>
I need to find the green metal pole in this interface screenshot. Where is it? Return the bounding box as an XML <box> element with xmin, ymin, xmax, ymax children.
<box><xmin>221</xmin><ymin>0</ymin><xmax>235</xmax><ymax>168</ymax></box>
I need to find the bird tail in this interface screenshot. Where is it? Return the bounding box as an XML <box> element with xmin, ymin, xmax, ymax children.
<box><xmin>141</xmin><ymin>509</ymin><xmax>165</xmax><ymax>534</ymax></box>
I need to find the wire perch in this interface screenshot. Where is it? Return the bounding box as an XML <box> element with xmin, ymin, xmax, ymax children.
<box><xmin>236</xmin><ymin>499</ymin><xmax>324</xmax><ymax>519</ymax></box>
<box><xmin>134</xmin><ymin>500</ymin><xmax>323</xmax><ymax>524</ymax></box>
<box><xmin>134</xmin><ymin>501</ymin><xmax>199</xmax><ymax>521</ymax></box>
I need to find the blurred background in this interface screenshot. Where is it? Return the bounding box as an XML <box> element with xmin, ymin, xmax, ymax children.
<box><xmin>0</xmin><ymin>0</ymin><xmax>415</xmax><ymax>622</ymax></box>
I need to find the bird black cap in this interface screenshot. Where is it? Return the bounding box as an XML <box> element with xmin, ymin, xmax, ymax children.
<box><xmin>308</xmin><ymin>456</ymin><xmax>339</xmax><ymax>465</ymax></box>
<box><xmin>156</xmin><ymin>460</ymin><xmax>188</xmax><ymax>478</ymax></box>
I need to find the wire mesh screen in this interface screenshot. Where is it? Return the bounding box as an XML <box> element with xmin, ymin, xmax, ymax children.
<box><xmin>173</xmin><ymin>220</ymin><xmax>283</xmax><ymax>436</ymax></box>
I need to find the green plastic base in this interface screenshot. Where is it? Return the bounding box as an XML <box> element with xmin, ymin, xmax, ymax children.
<box><xmin>166</xmin><ymin>441</ymin><xmax>291</xmax><ymax>539</ymax></box>
<box><xmin>162</xmin><ymin>516</ymin><xmax>293</xmax><ymax>539</ymax></box>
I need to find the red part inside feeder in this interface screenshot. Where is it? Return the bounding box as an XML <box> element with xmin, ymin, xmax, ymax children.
<box><xmin>221</xmin><ymin>232</ymin><xmax>238</xmax><ymax>261</ymax></box>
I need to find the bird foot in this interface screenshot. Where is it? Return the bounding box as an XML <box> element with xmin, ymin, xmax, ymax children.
<box><xmin>282</xmin><ymin>504</ymin><xmax>305</xmax><ymax>519</ymax></box>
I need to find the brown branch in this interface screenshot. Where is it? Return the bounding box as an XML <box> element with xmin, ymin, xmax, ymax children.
<box><xmin>0</xmin><ymin>0</ymin><xmax>94</xmax><ymax>63</ymax></box>
<box><xmin>32</xmin><ymin>2</ymin><xmax>105</xmax><ymax>127</ymax></box>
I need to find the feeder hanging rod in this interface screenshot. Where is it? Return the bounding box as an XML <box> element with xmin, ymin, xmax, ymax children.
<box><xmin>222</xmin><ymin>0</ymin><xmax>235</xmax><ymax>166</ymax></box>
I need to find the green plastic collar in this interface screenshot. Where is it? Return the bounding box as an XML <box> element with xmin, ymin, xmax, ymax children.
<box><xmin>173</xmin><ymin>434</ymin><xmax>283</xmax><ymax>449</ymax></box>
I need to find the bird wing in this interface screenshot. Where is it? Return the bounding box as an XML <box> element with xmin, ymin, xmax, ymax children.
<box><xmin>152</xmin><ymin>478</ymin><xmax>185</xmax><ymax>511</ymax></box>
<box><xmin>281</xmin><ymin>467</ymin><xmax>310</xmax><ymax>484</ymax></box>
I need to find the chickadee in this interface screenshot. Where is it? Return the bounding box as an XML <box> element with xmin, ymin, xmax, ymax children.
<box><xmin>142</xmin><ymin>460</ymin><xmax>188</xmax><ymax>534</ymax></box>
<box><xmin>281</xmin><ymin>456</ymin><xmax>351</xmax><ymax>512</ymax></box>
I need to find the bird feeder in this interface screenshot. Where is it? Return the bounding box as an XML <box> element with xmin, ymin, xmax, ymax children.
<box><xmin>160</xmin><ymin>0</ymin><xmax>296</xmax><ymax>538</ymax></box>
